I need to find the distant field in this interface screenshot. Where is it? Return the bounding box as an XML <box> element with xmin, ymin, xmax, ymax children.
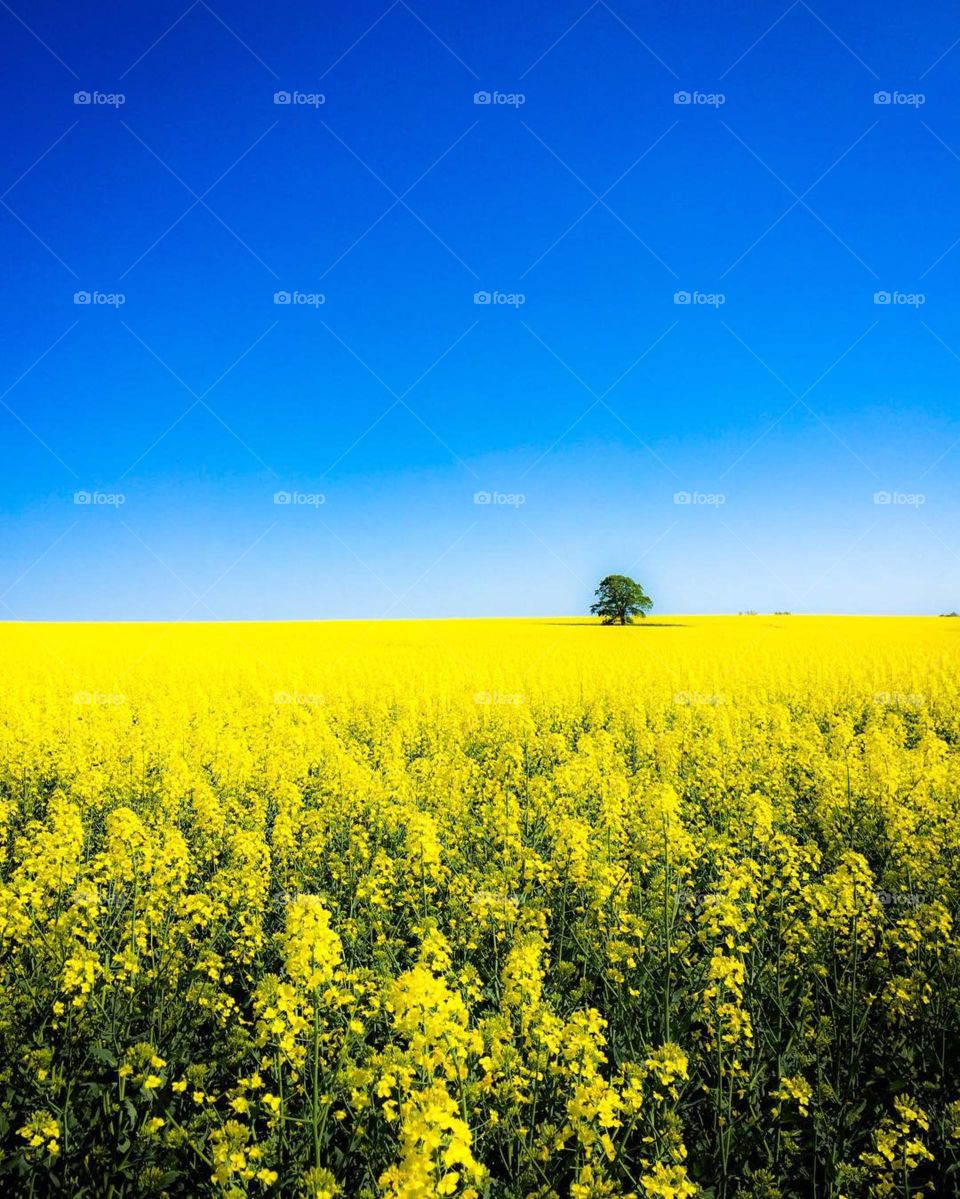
<box><xmin>1</xmin><ymin>617</ymin><xmax>958</xmax><ymax>1197</ymax></box>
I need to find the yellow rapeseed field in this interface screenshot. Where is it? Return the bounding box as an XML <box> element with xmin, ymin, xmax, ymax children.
<box><xmin>1</xmin><ymin>616</ymin><xmax>959</xmax><ymax>1198</ymax></box>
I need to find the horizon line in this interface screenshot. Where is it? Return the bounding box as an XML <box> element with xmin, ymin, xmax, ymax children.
<box><xmin>0</xmin><ymin>613</ymin><xmax>956</xmax><ymax>626</ymax></box>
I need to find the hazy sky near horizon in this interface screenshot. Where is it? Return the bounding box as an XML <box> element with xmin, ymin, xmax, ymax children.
<box><xmin>2</xmin><ymin>0</ymin><xmax>959</xmax><ymax>619</ymax></box>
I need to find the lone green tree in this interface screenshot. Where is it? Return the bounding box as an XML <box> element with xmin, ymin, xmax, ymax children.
<box><xmin>590</xmin><ymin>574</ymin><xmax>653</xmax><ymax>624</ymax></box>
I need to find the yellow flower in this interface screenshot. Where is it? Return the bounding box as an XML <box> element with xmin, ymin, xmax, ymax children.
<box><xmin>640</xmin><ymin>1162</ymin><xmax>698</xmax><ymax>1198</ymax></box>
<box><xmin>283</xmin><ymin>895</ymin><xmax>344</xmax><ymax>992</ymax></box>
<box><xmin>645</xmin><ymin>1043</ymin><xmax>690</xmax><ymax>1092</ymax></box>
<box><xmin>772</xmin><ymin>1074</ymin><xmax>813</xmax><ymax>1116</ymax></box>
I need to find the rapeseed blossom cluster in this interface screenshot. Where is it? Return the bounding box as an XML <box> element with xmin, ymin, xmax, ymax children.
<box><xmin>0</xmin><ymin>615</ymin><xmax>957</xmax><ymax>1196</ymax></box>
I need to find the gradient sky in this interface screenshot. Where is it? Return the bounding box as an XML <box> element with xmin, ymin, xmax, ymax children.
<box><xmin>2</xmin><ymin>0</ymin><xmax>959</xmax><ymax>619</ymax></box>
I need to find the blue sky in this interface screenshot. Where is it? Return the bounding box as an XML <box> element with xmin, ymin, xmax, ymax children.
<box><xmin>1</xmin><ymin>0</ymin><xmax>959</xmax><ymax>618</ymax></box>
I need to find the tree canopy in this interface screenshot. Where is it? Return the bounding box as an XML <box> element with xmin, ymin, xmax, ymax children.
<box><xmin>590</xmin><ymin>575</ymin><xmax>653</xmax><ymax>625</ymax></box>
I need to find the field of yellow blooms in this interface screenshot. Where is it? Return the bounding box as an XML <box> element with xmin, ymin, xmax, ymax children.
<box><xmin>1</xmin><ymin>615</ymin><xmax>959</xmax><ymax>1198</ymax></box>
